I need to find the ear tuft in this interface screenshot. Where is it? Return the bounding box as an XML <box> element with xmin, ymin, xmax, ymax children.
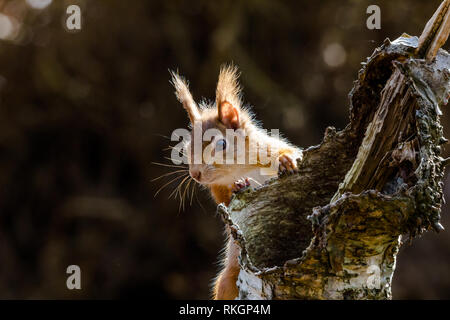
<box><xmin>218</xmin><ymin>101</ymin><xmax>239</xmax><ymax>129</ymax></box>
<box><xmin>170</xmin><ymin>70</ymin><xmax>201</xmax><ymax>123</ymax></box>
<box><xmin>216</xmin><ymin>64</ymin><xmax>242</xmax><ymax>112</ymax></box>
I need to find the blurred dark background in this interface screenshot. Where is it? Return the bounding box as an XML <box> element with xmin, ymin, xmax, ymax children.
<box><xmin>0</xmin><ymin>0</ymin><xmax>448</xmax><ymax>299</ymax></box>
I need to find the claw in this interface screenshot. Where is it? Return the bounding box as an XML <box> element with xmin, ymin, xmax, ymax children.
<box><xmin>232</xmin><ymin>178</ymin><xmax>250</xmax><ymax>193</ymax></box>
<box><xmin>278</xmin><ymin>154</ymin><xmax>298</xmax><ymax>176</ymax></box>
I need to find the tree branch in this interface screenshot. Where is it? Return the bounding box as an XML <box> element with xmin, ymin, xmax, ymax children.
<box><xmin>220</xmin><ymin>1</ymin><xmax>450</xmax><ymax>299</ymax></box>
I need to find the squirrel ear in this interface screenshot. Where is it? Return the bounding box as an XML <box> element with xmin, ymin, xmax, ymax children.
<box><xmin>218</xmin><ymin>101</ymin><xmax>239</xmax><ymax>129</ymax></box>
<box><xmin>216</xmin><ymin>64</ymin><xmax>242</xmax><ymax>116</ymax></box>
<box><xmin>170</xmin><ymin>70</ymin><xmax>201</xmax><ymax>123</ymax></box>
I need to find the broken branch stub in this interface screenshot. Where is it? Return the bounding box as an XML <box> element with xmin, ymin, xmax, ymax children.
<box><xmin>416</xmin><ymin>0</ymin><xmax>450</xmax><ymax>61</ymax></box>
<box><xmin>221</xmin><ymin>34</ymin><xmax>450</xmax><ymax>299</ymax></box>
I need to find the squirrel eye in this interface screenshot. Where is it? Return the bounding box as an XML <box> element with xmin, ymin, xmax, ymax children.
<box><xmin>215</xmin><ymin>139</ymin><xmax>227</xmax><ymax>151</ymax></box>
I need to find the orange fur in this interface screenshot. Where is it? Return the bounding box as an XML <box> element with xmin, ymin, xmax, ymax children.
<box><xmin>212</xmin><ymin>233</ymin><xmax>240</xmax><ymax>300</ymax></box>
<box><xmin>210</xmin><ymin>185</ymin><xmax>233</xmax><ymax>206</ymax></box>
<box><xmin>209</xmin><ymin>185</ymin><xmax>239</xmax><ymax>300</ymax></box>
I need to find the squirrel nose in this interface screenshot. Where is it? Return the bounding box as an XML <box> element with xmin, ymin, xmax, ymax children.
<box><xmin>190</xmin><ymin>170</ymin><xmax>201</xmax><ymax>182</ymax></box>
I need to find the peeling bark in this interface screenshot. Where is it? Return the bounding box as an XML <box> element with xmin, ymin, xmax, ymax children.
<box><xmin>218</xmin><ymin>2</ymin><xmax>450</xmax><ymax>300</ymax></box>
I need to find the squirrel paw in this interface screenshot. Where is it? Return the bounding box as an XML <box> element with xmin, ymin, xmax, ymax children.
<box><xmin>278</xmin><ymin>154</ymin><xmax>298</xmax><ymax>175</ymax></box>
<box><xmin>232</xmin><ymin>178</ymin><xmax>250</xmax><ymax>193</ymax></box>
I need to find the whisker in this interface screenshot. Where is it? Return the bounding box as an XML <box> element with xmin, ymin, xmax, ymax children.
<box><xmin>177</xmin><ymin>175</ymin><xmax>191</xmax><ymax>212</ymax></box>
<box><xmin>151</xmin><ymin>161</ymin><xmax>187</xmax><ymax>169</ymax></box>
<box><xmin>154</xmin><ymin>173</ymin><xmax>188</xmax><ymax>197</ymax></box>
<box><xmin>190</xmin><ymin>180</ymin><xmax>196</xmax><ymax>206</ymax></box>
<box><xmin>172</xmin><ymin>175</ymin><xmax>188</xmax><ymax>199</ymax></box>
<box><xmin>151</xmin><ymin>169</ymin><xmax>188</xmax><ymax>182</ymax></box>
<box><xmin>163</xmin><ymin>149</ymin><xmax>188</xmax><ymax>160</ymax></box>
<box><xmin>164</xmin><ymin>145</ymin><xmax>188</xmax><ymax>154</ymax></box>
<box><xmin>168</xmin><ymin>174</ymin><xmax>188</xmax><ymax>200</ymax></box>
<box><xmin>151</xmin><ymin>133</ymin><xmax>172</xmax><ymax>140</ymax></box>
<box><xmin>163</xmin><ymin>156</ymin><xmax>188</xmax><ymax>164</ymax></box>
<box><xmin>181</xmin><ymin>178</ymin><xmax>194</xmax><ymax>212</ymax></box>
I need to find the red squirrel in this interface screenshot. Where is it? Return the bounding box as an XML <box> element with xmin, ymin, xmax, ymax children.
<box><xmin>170</xmin><ymin>65</ymin><xmax>302</xmax><ymax>300</ymax></box>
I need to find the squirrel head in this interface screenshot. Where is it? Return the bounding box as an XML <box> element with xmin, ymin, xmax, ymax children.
<box><xmin>170</xmin><ymin>65</ymin><xmax>260</xmax><ymax>186</ymax></box>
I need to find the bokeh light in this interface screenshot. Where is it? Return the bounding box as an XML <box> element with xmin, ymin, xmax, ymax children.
<box><xmin>25</xmin><ymin>0</ymin><xmax>52</xmax><ymax>10</ymax></box>
<box><xmin>323</xmin><ymin>43</ymin><xmax>347</xmax><ymax>68</ymax></box>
